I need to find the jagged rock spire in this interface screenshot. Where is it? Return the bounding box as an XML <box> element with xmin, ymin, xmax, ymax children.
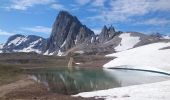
<box><xmin>98</xmin><ymin>25</ymin><xmax>116</xmax><ymax>43</ymax></box>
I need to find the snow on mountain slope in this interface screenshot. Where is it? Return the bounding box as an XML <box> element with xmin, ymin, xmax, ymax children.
<box><xmin>115</xmin><ymin>33</ymin><xmax>140</xmax><ymax>51</ymax></box>
<box><xmin>104</xmin><ymin>42</ymin><xmax>170</xmax><ymax>71</ymax></box>
<box><xmin>13</xmin><ymin>39</ymin><xmax>43</xmax><ymax>54</ymax></box>
<box><xmin>0</xmin><ymin>44</ymin><xmax>4</xmax><ymax>48</ymax></box>
<box><xmin>3</xmin><ymin>34</ymin><xmax>46</xmax><ymax>54</ymax></box>
<box><xmin>0</xmin><ymin>44</ymin><xmax>4</xmax><ymax>53</ymax></box>
<box><xmin>7</xmin><ymin>36</ymin><xmax>28</xmax><ymax>46</ymax></box>
<box><xmin>163</xmin><ymin>35</ymin><xmax>170</xmax><ymax>39</ymax></box>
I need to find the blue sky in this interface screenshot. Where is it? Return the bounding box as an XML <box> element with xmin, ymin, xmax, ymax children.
<box><xmin>0</xmin><ymin>0</ymin><xmax>170</xmax><ymax>43</ymax></box>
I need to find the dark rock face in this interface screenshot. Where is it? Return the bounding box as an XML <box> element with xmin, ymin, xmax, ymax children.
<box><xmin>45</xmin><ymin>11</ymin><xmax>94</xmax><ymax>55</ymax></box>
<box><xmin>98</xmin><ymin>25</ymin><xmax>117</xmax><ymax>43</ymax></box>
<box><xmin>3</xmin><ymin>34</ymin><xmax>46</xmax><ymax>54</ymax></box>
<box><xmin>150</xmin><ymin>33</ymin><xmax>163</xmax><ymax>38</ymax></box>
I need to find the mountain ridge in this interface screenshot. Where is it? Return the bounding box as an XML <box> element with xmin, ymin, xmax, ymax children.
<box><xmin>0</xmin><ymin>11</ymin><xmax>168</xmax><ymax>55</ymax></box>
<box><xmin>2</xmin><ymin>34</ymin><xmax>46</xmax><ymax>54</ymax></box>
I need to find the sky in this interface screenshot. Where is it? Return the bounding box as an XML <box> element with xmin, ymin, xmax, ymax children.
<box><xmin>0</xmin><ymin>0</ymin><xmax>170</xmax><ymax>43</ymax></box>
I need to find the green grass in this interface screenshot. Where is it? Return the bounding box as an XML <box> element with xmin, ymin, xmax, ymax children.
<box><xmin>0</xmin><ymin>64</ymin><xmax>23</xmax><ymax>85</ymax></box>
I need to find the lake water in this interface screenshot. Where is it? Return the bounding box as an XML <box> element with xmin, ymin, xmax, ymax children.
<box><xmin>26</xmin><ymin>67</ymin><xmax>170</xmax><ymax>95</ymax></box>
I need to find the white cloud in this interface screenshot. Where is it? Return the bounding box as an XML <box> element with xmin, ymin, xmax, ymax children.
<box><xmin>152</xmin><ymin>0</ymin><xmax>170</xmax><ymax>11</ymax></box>
<box><xmin>75</xmin><ymin>0</ymin><xmax>105</xmax><ymax>7</ymax></box>
<box><xmin>51</xmin><ymin>4</ymin><xmax>67</xmax><ymax>10</ymax></box>
<box><xmin>92</xmin><ymin>29</ymin><xmax>101</xmax><ymax>34</ymax></box>
<box><xmin>138</xmin><ymin>18</ymin><xmax>170</xmax><ymax>26</ymax></box>
<box><xmin>91</xmin><ymin>0</ymin><xmax>106</xmax><ymax>7</ymax></box>
<box><xmin>75</xmin><ymin>0</ymin><xmax>91</xmax><ymax>5</ymax></box>
<box><xmin>7</xmin><ymin>0</ymin><xmax>54</xmax><ymax>10</ymax></box>
<box><xmin>0</xmin><ymin>29</ymin><xmax>14</xmax><ymax>36</ymax></box>
<box><xmin>23</xmin><ymin>26</ymin><xmax>51</xmax><ymax>34</ymax></box>
<box><xmin>88</xmin><ymin>0</ymin><xmax>170</xmax><ymax>24</ymax></box>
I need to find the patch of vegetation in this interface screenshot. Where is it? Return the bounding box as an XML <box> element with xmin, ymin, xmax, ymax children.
<box><xmin>0</xmin><ymin>53</ymin><xmax>69</xmax><ymax>68</ymax></box>
<box><xmin>0</xmin><ymin>64</ymin><xmax>23</xmax><ymax>85</ymax></box>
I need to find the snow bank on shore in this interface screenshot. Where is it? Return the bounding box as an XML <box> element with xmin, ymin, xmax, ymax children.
<box><xmin>74</xmin><ymin>80</ymin><xmax>170</xmax><ymax>100</ymax></box>
<box><xmin>104</xmin><ymin>42</ymin><xmax>170</xmax><ymax>71</ymax></box>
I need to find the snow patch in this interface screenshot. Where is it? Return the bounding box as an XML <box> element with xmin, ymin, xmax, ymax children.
<box><xmin>49</xmin><ymin>52</ymin><xmax>54</xmax><ymax>55</ymax></box>
<box><xmin>74</xmin><ymin>50</ymin><xmax>84</xmax><ymax>54</ymax></box>
<box><xmin>44</xmin><ymin>50</ymin><xmax>54</xmax><ymax>56</ymax></box>
<box><xmin>73</xmin><ymin>80</ymin><xmax>170</xmax><ymax>100</ymax></box>
<box><xmin>104</xmin><ymin>42</ymin><xmax>170</xmax><ymax>72</ymax></box>
<box><xmin>57</xmin><ymin>50</ymin><xmax>64</xmax><ymax>56</ymax></box>
<box><xmin>75</xmin><ymin>63</ymin><xmax>81</xmax><ymax>65</ymax></box>
<box><xmin>163</xmin><ymin>35</ymin><xmax>170</xmax><ymax>39</ymax></box>
<box><xmin>61</xmin><ymin>40</ymin><xmax>66</xmax><ymax>48</ymax></box>
<box><xmin>8</xmin><ymin>36</ymin><xmax>28</xmax><ymax>46</ymax></box>
<box><xmin>44</xmin><ymin>50</ymin><xmax>49</xmax><ymax>55</ymax></box>
<box><xmin>0</xmin><ymin>44</ymin><xmax>4</xmax><ymax>53</ymax></box>
<box><xmin>13</xmin><ymin>39</ymin><xmax>42</xmax><ymax>54</ymax></box>
<box><xmin>91</xmin><ymin>37</ymin><xmax>94</xmax><ymax>43</ymax></box>
<box><xmin>74</xmin><ymin>35</ymin><xmax>79</xmax><ymax>45</ymax></box>
<box><xmin>0</xmin><ymin>44</ymin><xmax>4</xmax><ymax>49</ymax></box>
<box><xmin>115</xmin><ymin>33</ymin><xmax>140</xmax><ymax>51</ymax></box>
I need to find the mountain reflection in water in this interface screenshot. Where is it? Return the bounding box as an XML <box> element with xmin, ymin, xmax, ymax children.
<box><xmin>27</xmin><ymin>67</ymin><xmax>121</xmax><ymax>95</ymax></box>
<box><xmin>26</xmin><ymin>67</ymin><xmax>170</xmax><ymax>95</ymax></box>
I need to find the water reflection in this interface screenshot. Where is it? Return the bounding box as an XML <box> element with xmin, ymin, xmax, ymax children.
<box><xmin>27</xmin><ymin>67</ymin><xmax>170</xmax><ymax>95</ymax></box>
<box><xmin>27</xmin><ymin>67</ymin><xmax>121</xmax><ymax>95</ymax></box>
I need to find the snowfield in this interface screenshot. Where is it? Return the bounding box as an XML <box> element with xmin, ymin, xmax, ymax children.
<box><xmin>115</xmin><ymin>33</ymin><xmax>140</xmax><ymax>52</ymax></box>
<box><xmin>7</xmin><ymin>36</ymin><xmax>28</xmax><ymax>46</ymax></box>
<box><xmin>104</xmin><ymin>42</ymin><xmax>170</xmax><ymax>71</ymax></box>
<box><xmin>163</xmin><ymin>35</ymin><xmax>170</xmax><ymax>39</ymax></box>
<box><xmin>74</xmin><ymin>80</ymin><xmax>170</xmax><ymax>100</ymax></box>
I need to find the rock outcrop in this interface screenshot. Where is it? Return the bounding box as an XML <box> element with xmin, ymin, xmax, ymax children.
<box><xmin>98</xmin><ymin>25</ymin><xmax>117</xmax><ymax>43</ymax></box>
<box><xmin>45</xmin><ymin>11</ymin><xmax>95</xmax><ymax>55</ymax></box>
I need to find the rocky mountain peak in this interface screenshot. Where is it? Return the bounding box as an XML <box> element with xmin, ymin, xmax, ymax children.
<box><xmin>98</xmin><ymin>25</ymin><xmax>117</xmax><ymax>43</ymax></box>
<box><xmin>108</xmin><ymin>25</ymin><xmax>115</xmax><ymax>33</ymax></box>
<box><xmin>101</xmin><ymin>25</ymin><xmax>108</xmax><ymax>34</ymax></box>
<box><xmin>45</xmin><ymin>11</ymin><xmax>94</xmax><ymax>55</ymax></box>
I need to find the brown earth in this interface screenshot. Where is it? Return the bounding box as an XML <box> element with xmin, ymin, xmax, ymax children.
<box><xmin>0</xmin><ymin>77</ymin><xmax>103</xmax><ymax>100</ymax></box>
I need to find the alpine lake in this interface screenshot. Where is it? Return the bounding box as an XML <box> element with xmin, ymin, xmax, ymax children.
<box><xmin>25</xmin><ymin>67</ymin><xmax>170</xmax><ymax>95</ymax></box>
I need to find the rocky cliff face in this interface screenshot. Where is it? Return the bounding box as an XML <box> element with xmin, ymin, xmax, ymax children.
<box><xmin>2</xmin><ymin>34</ymin><xmax>46</xmax><ymax>54</ymax></box>
<box><xmin>45</xmin><ymin>11</ymin><xmax>95</xmax><ymax>55</ymax></box>
<box><xmin>98</xmin><ymin>25</ymin><xmax>117</xmax><ymax>43</ymax></box>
